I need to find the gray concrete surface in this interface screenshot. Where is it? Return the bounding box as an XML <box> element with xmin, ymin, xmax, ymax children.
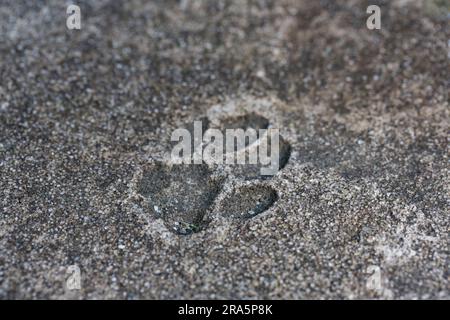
<box><xmin>0</xmin><ymin>0</ymin><xmax>448</xmax><ymax>299</ymax></box>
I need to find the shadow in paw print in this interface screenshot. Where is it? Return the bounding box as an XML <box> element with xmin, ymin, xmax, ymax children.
<box><xmin>219</xmin><ymin>112</ymin><xmax>269</xmax><ymax>131</ymax></box>
<box><xmin>212</xmin><ymin>113</ymin><xmax>291</xmax><ymax>180</ymax></box>
<box><xmin>228</xmin><ymin>135</ymin><xmax>291</xmax><ymax>180</ymax></box>
<box><xmin>220</xmin><ymin>185</ymin><xmax>278</xmax><ymax>219</ymax></box>
<box><xmin>216</xmin><ymin>112</ymin><xmax>269</xmax><ymax>151</ymax></box>
<box><xmin>137</xmin><ymin>163</ymin><xmax>222</xmax><ymax>235</ymax></box>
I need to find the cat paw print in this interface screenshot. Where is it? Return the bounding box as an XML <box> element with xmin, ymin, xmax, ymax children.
<box><xmin>136</xmin><ymin>111</ymin><xmax>291</xmax><ymax>235</ymax></box>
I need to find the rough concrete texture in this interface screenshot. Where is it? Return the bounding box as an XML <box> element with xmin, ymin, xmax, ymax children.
<box><xmin>0</xmin><ymin>0</ymin><xmax>448</xmax><ymax>299</ymax></box>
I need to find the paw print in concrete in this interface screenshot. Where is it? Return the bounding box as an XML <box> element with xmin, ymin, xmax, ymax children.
<box><xmin>137</xmin><ymin>112</ymin><xmax>291</xmax><ymax>235</ymax></box>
